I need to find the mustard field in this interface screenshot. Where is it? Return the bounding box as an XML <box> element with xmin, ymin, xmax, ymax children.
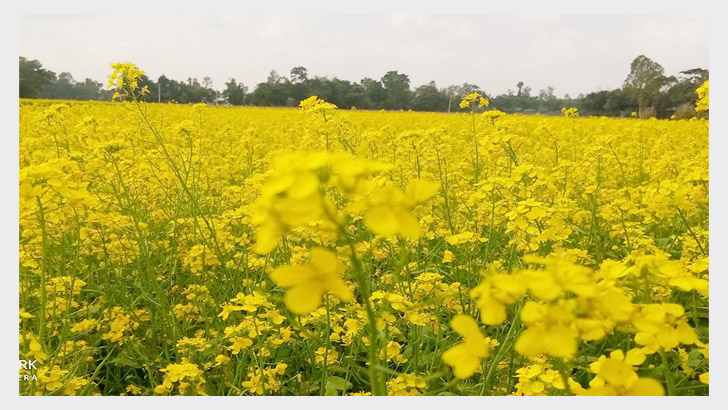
<box><xmin>18</xmin><ymin>66</ymin><xmax>709</xmax><ymax>396</ymax></box>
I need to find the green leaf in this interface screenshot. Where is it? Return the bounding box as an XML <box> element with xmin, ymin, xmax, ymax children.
<box><xmin>111</xmin><ymin>350</ymin><xmax>140</xmax><ymax>368</ymax></box>
<box><xmin>326</xmin><ymin>376</ymin><xmax>352</xmax><ymax>392</ymax></box>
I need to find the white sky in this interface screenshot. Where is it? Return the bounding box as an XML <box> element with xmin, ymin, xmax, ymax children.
<box><xmin>19</xmin><ymin>14</ymin><xmax>708</xmax><ymax>97</ymax></box>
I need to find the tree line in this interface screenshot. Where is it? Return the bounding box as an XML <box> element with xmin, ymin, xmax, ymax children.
<box><xmin>19</xmin><ymin>55</ymin><xmax>707</xmax><ymax>118</ymax></box>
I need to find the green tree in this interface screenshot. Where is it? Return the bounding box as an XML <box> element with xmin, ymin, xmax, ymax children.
<box><xmin>538</xmin><ymin>86</ymin><xmax>555</xmax><ymax>101</ymax></box>
<box><xmin>72</xmin><ymin>78</ymin><xmax>109</xmax><ymax>100</ymax></box>
<box><xmin>178</xmin><ymin>77</ymin><xmax>218</xmax><ymax>103</ymax></box>
<box><xmin>603</xmin><ymin>89</ymin><xmax>636</xmax><ymax>117</ymax></box>
<box><xmin>656</xmin><ymin>68</ymin><xmax>708</xmax><ymax>118</ymax></box>
<box><xmin>287</xmin><ymin>67</ymin><xmax>312</xmax><ymax>103</ymax></box>
<box><xmin>157</xmin><ymin>75</ymin><xmax>181</xmax><ymax>102</ymax></box>
<box><xmin>412</xmin><ymin>81</ymin><xmax>448</xmax><ymax>112</ymax></box>
<box><xmin>290</xmin><ymin>67</ymin><xmax>308</xmax><ymax>84</ymax></box>
<box><xmin>360</xmin><ymin>77</ymin><xmax>387</xmax><ymax>109</ymax></box>
<box><xmin>37</xmin><ymin>71</ymin><xmax>107</xmax><ymax>101</ymax></box>
<box><xmin>381</xmin><ymin>71</ymin><xmax>411</xmax><ymax>110</ymax></box>
<box><xmin>223</xmin><ymin>78</ymin><xmax>247</xmax><ymax>105</ymax></box>
<box><xmin>250</xmin><ymin>70</ymin><xmax>290</xmax><ymax>106</ymax></box>
<box><xmin>521</xmin><ymin>86</ymin><xmax>532</xmax><ymax>98</ymax></box>
<box><xmin>19</xmin><ymin>57</ymin><xmax>56</xmax><ymax>98</ymax></box>
<box><xmin>623</xmin><ymin>55</ymin><xmax>667</xmax><ymax>117</ymax></box>
<box><xmin>41</xmin><ymin>72</ymin><xmax>75</xmax><ymax>99</ymax></box>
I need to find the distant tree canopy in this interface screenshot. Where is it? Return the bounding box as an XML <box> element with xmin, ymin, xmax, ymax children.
<box><xmin>19</xmin><ymin>56</ymin><xmax>707</xmax><ymax>119</ymax></box>
<box><xmin>19</xmin><ymin>57</ymin><xmax>110</xmax><ymax>101</ymax></box>
<box><xmin>623</xmin><ymin>55</ymin><xmax>669</xmax><ymax>117</ymax></box>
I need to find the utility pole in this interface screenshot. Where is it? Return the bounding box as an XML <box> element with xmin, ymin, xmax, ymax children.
<box><xmin>158</xmin><ymin>82</ymin><xmax>161</xmax><ymax>103</ymax></box>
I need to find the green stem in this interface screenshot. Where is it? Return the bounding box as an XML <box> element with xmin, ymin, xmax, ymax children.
<box><xmin>676</xmin><ymin>208</ymin><xmax>707</xmax><ymax>256</ymax></box>
<box><xmin>320</xmin><ymin>294</ymin><xmax>331</xmax><ymax>395</ymax></box>
<box><xmin>554</xmin><ymin>358</ymin><xmax>573</xmax><ymax>396</ymax></box>
<box><xmin>482</xmin><ymin>303</ymin><xmax>522</xmax><ymax>395</ymax></box>
<box><xmin>35</xmin><ymin>197</ymin><xmax>48</xmax><ymax>347</ymax></box>
<box><xmin>347</xmin><ymin>239</ymin><xmax>385</xmax><ymax>395</ymax></box>
<box><xmin>660</xmin><ymin>349</ymin><xmax>676</xmax><ymax>396</ymax></box>
<box><xmin>471</xmin><ymin>108</ymin><xmax>480</xmax><ymax>183</ymax></box>
<box><xmin>322</xmin><ymin>200</ymin><xmax>385</xmax><ymax>395</ymax></box>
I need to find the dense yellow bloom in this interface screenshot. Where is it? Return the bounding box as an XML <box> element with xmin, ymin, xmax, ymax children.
<box><xmin>561</xmin><ymin>107</ymin><xmax>579</xmax><ymax>117</ymax></box>
<box><xmin>228</xmin><ymin>337</ymin><xmax>253</xmax><ymax>354</ymax></box>
<box><xmin>126</xmin><ymin>384</ymin><xmax>142</xmax><ymax>395</ymax></box>
<box><xmin>442</xmin><ymin>315</ymin><xmax>491</xmax><ymax>379</ymax></box>
<box><xmin>581</xmin><ymin>349</ymin><xmax>664</xmax><ymax>396</ymax></box>
<box><xmin>101</xmin><ymin>307</ymin><xmax>139</xmax><ymax>344</ymax></box>
<box><xmin>19</xmin><ymin>308</ymin><xmax>34</xmax><ymax>323</ymax></box>
<box><xmin>695</xmin><ymin>81</ymin><xmax>709</xmax><ymax>112</ymax></box>
<box><xmin>470</xmin><ymin>271</ymin><xmax>525</xmax><ymax>325</ymax></box>
<box><xmin>387</xmin><ymin>374</ymin><xmax>426</xmax><ymax>395</ymax></box>
<box><xmin>253</xmin><ymin>151</ymin><xmax>393</xmax><ymax>253</ymax></box>
<box><xmin>25</xmin><ymin>334</ymin><xmax>47</xmax><ymax>363</ymax></box>
<box><xmin>242</xmin><ymin>364</ymin><xmax>288</xmax><ymax>395</ymax></box>
<box><xmin>18</xmin><ymin>66</ymin><xmax>708</xmax><ymax>396</ymax></box>
<box><xmin>155</xmin><ymin>358</ymin><xmax>205</xmax><ymax>395</ymax></box>
<box><xmin>269</xmin><ymin>247</ymin><xmax>354</xmax><ymax>314</ymax></box>
<box><xmin>515</xmin><ymin>301</ymin><xmax>578</xmax><ymax>358</ymax></box>
<box><xmin>459</xmin><ymin>92</ymin><xmax>489</xmax><ymax>109</ymax></box>
<box><xmin>445</xmin><ymin>231</ymin><xmax>477</xmax><ymax>245</ymax></box>
<box><xmin>314</xmin><ymin>347</ymin><xmax>339</xmax><ymax>365</ymax></box>
<box><xmin>63</xmin><ymin>377</ymin><xmax>89</xmax><ymax>396</ymax></box>
<box><xmin>71</xmin><ymin>318</ymin><xmax>98</xmax><ymax>333</ymax></box>
<box><xmin>632</xmin><ymin>303</ymin><xmax>698</xmax><ymax>352</ymax></box>
<box><xmin>381</xmin><ymin>340</ymin><xmax>408</xmax><ymax>364</ymax></box>
<box><xmin>352</xmin><ymin>179</ymin><xmax>440</xmax><ymax>240</ymax></box>
<box><xmin>511</xmin><ymin>361</ymin><xmax>584</xmax><ymax>396</ymax></box>
<box><xmin>300</xmin><ymin>95</ymin><xmax>338</xmax><ymax>113</ymax></box>
<box><xmin>108</xmin><ymin>62</ymin><xmax>146</xmax><ymax>99</ymax></box>
<box><xmin>37</xmin><ymin>365</ymin><xmax>69</xmax><ymax>391</ymax></box>
<box><xmin>519</xmin><ymin>255</ymin><xmax>597</xmax><ymax>301</ymax></box>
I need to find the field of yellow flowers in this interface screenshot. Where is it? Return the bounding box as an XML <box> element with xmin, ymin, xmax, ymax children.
<box><xmin>18</xmin><ymin>64</ymin><xmax>709</xmax><ymax>396</ymax></box>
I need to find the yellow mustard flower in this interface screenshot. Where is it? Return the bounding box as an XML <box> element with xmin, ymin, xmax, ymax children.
<box><xmin>442</xmin><ymin>314</ymin><xmax>490</xmax><ymax>379</ymax></box>
<box><xmin>269</xmin><ymin>247</ymin><xmax>354</xmax><ymax>314</ymax></box>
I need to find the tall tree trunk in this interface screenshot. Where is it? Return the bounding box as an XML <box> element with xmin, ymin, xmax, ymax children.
<box><xmin>638</xmin><ymin>94</ymin><xmax>644</xmax><ymax>118</ymax></box>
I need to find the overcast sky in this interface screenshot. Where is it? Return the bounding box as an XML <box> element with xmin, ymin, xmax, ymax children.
<box><xmin>19</xmin><ymin>14</ymin><xmax>708</xmax><ymax>97</ymax></box>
